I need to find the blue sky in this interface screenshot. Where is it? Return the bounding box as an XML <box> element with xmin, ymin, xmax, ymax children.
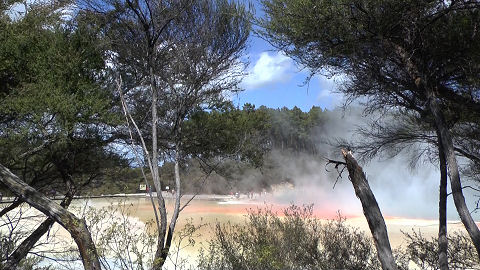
<box><xmin>232</xmin><ymin>2</ymin><xmax>343</xmax><ymax>112</ymax></box>
<box><xmin>234</xmin><ymin>36</ymin><xmax>343</xmax><ymax>112</ymax></box>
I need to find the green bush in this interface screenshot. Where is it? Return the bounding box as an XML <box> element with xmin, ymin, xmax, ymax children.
<box><xmin>401</xmin><ymin>230</ymin><xmax>479</xmax><ymax>269</ymax></box>
<box><xmin>197</xmin><ymin>204</ymin><xmax>479</xmax><ymax>270</ymax></box>
<box><xmin>197</xmin><ymin>205</ymin><xmax>380</xmax><ymax>270</ymax></box>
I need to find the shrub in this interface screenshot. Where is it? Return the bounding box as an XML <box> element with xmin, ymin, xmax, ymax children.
<box><xmin>197</xmin><ymin>205</ymin><xmax>380</xmax><ymax>270</ymax></box>
<box><xmin>401</xmin><ymin>230</ymin><xmax>479</xmax><ymax>269</ymax></box>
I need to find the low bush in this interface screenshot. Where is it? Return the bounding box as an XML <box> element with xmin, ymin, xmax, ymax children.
<box><xmin>197</xmin><ymin>204</ymin><xmax>478</xmax><ymax>270</ymax></box>
<box><xmin>197</xmin><ymin>205</ymin><xmax>381</xmax><ymax>270</ymax></box>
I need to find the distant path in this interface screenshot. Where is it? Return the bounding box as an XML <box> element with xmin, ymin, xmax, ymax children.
<box><xmin>0</xmin><ymin>193</ymin><xmax>235</xmax><ymax>204</ymax></box>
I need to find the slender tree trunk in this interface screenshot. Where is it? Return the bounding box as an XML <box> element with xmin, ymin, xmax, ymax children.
<box><xmin>428</xmin><ymin>93</ymin><xmax>480</xmax><ymax>259</ymax></box>
<box><xmin>149</xmin><ymin>64</ymin><xmax>168</xmax><ymax>270</ymax></box>
<box><xmin>3</xmin><ymin>193</ymin><xmax>74</xmax><ymax>270</ymax></box>
<box><xmin>0</xmin><ymin>198</ymin><xmax>23</xmax><ymax>217</ymax></box>
<box><xmin>0</xmin><ymin>164</ymin><xmax>100</xmax><ymax>270</ymax></box>
<box><xmin>438</xmin><ymin>135</ymin><xmax>449</xmax><ymax>270</ymax></box>
<box><xmin>160</xmin><ymin>144</ymin><xmax>182</xmax><ymax>262</ymax></box>
<box><xmin>117</xmin><ymin>76</ymin><xmax>162</xmax><ymax>233</ymax></box>
<box><xmin>341</xmin><ymin>149</ymin><xmax>398</xmax><ymax>270</ymax></box>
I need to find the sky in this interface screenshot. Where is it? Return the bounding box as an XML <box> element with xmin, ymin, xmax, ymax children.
<box><xmin>232</xmin><ymin>2</ymin><xmax>344</xmax><ymax>112</ymax></box>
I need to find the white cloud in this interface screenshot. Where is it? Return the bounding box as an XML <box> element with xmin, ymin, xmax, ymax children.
<box><xmin>242</xmin><ymin>51</ymin><xmax>294</xmax><ymax>90</ymax></box>
<box><xmin>5</xmin><ymin>2</ymin><xmax>26</xmax><ymax>20</ymax></box>
<box><xmin>5</xmin><ymin>0</ymin><xmax>75</xmax><ymax>22</ymax></box>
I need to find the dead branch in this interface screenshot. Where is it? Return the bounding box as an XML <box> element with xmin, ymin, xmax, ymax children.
<box><xmin>340</xmin><ymin>149</ymin><xmax>398</xmax><ymax>270</ymax></box>
<box><xmin>322</xmin><ymin>156</ymin><xmax>347</xmax><ymax>189</ymax></box>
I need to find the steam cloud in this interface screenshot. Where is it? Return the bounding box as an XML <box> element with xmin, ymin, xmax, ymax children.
<box><xmin>258</xmin><ymin>107</ymin><xmax>479</xmax><ymax>221</ymax></box>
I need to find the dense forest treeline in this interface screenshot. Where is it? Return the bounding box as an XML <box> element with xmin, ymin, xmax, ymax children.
<box><xmin>89</xmin><ymin>104</ymin><xmax>333</xmax><ymax>195</ymax></box>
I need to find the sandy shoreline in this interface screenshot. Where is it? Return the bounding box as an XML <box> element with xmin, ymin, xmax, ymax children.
<box><xmin>1</xmin><ymin>193</ymin><xmax>470</xmax><ymax>248</ymax></box>
<box><xmin>67</xmin><ymin>193</ymin><xmax>469</xmax><ymax>248</ymax></box>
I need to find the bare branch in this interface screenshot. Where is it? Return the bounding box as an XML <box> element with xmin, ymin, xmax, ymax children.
<box><xmin>117</xmin><ymin>76</ymin><xmax>161</xmax><ymax>234</ymax></box>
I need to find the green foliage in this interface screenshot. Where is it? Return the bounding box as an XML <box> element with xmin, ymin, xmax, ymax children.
<box><xmin>266</xmin><ymin>105</ymin><xmax>326</xmax><ymax>154</ymax></box>
<box><xmin>197</xmin><ymin>204</ymin><xmax>480</xmax><ymax>270</ymax></box>
<box><xmin>260</xmin><ymin>0</ymin><xmax>480</xmax><ymax>80</ymax></box>
<box><xmin>0</xmin><ymin>5</ymin><xmax>110</xmax><ymax>122</ymax></box>
<box><xmin>401</xmin><ymin>230</ymin><xmax>480</xmax><ymax>269</ymax></box>
<box><xmin>183</xmin><ymin>103</ymin><xmax>328</xmax><ymax>164</ymax></box>
<box><xmin>0</xmin><ymin>2</ymin><xmax>123</xmax><ymax>194</ymax></box>
<box><xmin>197</xmin><ymin>205</ymin><xmax>381</xmax><ymax>270</ymax></box>
<box><xmin>181</xmin><ymin>104</ymin><xmax>333</xmax><ymax>192</ymax></box>
<box><xmin>182</xmin><ymin>102</ymin><xmax>271</xmax><ymax>167</ymax></box>
<box><xmin>89</xmin><ymin>104</ymin><xmax>336</xmax><ymax>195</ymax></box>
<box><xmin>85</xmin><ymin>167</ymin><xmax>145</xmax><ymax>195</ymax></box>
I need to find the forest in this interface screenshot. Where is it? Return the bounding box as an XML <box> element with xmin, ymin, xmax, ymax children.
<box><xmin>85</xmin><ymin>104</ymin><xmax>333</xmax><ymax>196</ymax></box>
<box><xmin>1</xmin><ymin>0</ymin><xmax>480</xmax><ymax>270</ymax></box>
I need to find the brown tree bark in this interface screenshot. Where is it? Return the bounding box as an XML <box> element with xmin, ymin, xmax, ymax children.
<box><xmin>0</xmin><ymin>164</ymin><xmax>101</xmax><ymax>270</ymax></box>
<box><xmin>438</xmin><ymin>135</ymin><xmax>449</xmax><ymax>270</ymax></box>
<box><xmin>341</xmin><ymin>149</ymin><xmax>398</xmax><ymax>270</ymax></box>
<box><xmin>428</xmin><ymin>94</ymin><xmax>480</xmax><ymax>259</ymax></box>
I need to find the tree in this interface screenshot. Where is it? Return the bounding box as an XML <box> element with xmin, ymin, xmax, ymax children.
<box><xmin>182</xmin><ymin>102</ymin><xmax>271</xmax><ymax>167</ymax></box>
<box><xmin>345</xmin><ymin>113</ymin><xmax>451</xmax><ymax>269</ymax></box>
<box><xmin>260</xmin><ymin>0</ymin><xmax>480</xmax><ymax>263</ymax></box>
<box><xmin>0</xmin><ymin>1</ymin><xmax>125</xmax><ymax>268</ymax></box>
<box><xmin>0</xmin><ymin>165</ymin><xmax>101</xmax><ymax>270</ymax></box>
<box><xmin>337</xmin><ymin>150</ymin><xmax>398</xmax><ymax>270</ymax></box>
<box><xmin>80</xmin><ymin>0</ymin><xmax>251</xmax><ymax>268</ymax></box>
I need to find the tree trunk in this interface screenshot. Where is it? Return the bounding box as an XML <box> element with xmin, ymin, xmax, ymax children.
<box><xmin>0</xmin><ymin>164</ymin><xmax>101</xmax><ymax>270</ymax></box>
<box><xmin>160</xmin><ymin>145</ymin><xmax>182</xmax><ymax>263</ymax></box>
<box><xmin>341</xmin><ymin>149</ymin><xmax>398</xmax><ymax>270</ymax></box>
<box><xmin>428</xmin><ymin>94</ymin><xmax>480</xmax><ymax>259</ymax></box>
<box><xmin>438</xmin><ymin>135</ymin><xmax>449</xmax><ymax>270</ymax></box>
<box><xmin>393</xmin><ymin>41</ymin><xmax>480</xmax><ymax>260</ymax></box>
<box><xmin>149</xmin><ymin>64</ymin><xmax>168</xmax><ymax>270</ymax></box>
<box><xmin>0</xmin><ymin>198</ymin><xmax>23</xmax><ymax>217</ymax></box>
<box><xmin>3</xmin><ymin>194</ymin><xmax>74</xmax><ymax>270</ymax></box>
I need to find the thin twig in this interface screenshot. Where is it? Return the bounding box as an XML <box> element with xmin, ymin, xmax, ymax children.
<box><xmin>447</xmin><ymin>185</ymin><xmax>480</xmax><ymax>197</ymax></box>
<box><xmin>322</xmin><ymin>156</ymin><xmax>347</xmax><ymax>189</ymax></box>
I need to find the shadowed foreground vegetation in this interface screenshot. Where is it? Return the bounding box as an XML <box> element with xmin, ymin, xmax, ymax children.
<box><xmin>0</xmin><ymin>202</ymin><xmax>478</xmax><ymax>270</ymax></box>
<box><xmin>197</xmin><ymin>205</ymin><xmax>479</xmax><ymax>270</ymax></box>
